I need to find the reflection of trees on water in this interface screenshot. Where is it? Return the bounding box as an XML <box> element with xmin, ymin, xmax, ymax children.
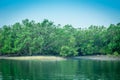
<box><xmin>0</xmin><ymin>60</ymin><xmax>120</xmax><ymax>80</ymax></box>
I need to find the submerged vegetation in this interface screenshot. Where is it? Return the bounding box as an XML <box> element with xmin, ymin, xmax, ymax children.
<box><xmin>0</xmin><ymin>19</ymin><xmax>120</xmax><ymax>57</ymax></box>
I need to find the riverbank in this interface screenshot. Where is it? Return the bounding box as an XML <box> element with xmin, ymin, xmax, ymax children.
<box><xmin>0</xmin><ymin>55</ymin><xmax>120</xmax><ymax>61</ymax></box>
<box><xmin>74</xmin><ymin>55</ymin><xmax>120</xmax><ymax>61</ymax></box>
<box><xmin>0</xmin><ymin>56</ymin><xmax>66</xmax><ymax>61</ymax></box>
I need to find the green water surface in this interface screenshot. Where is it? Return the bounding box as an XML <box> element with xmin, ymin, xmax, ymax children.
<box><xmin>0</xmin><ymin>59</ymin><xmax>120</xmax><ymax>80</ymax></box>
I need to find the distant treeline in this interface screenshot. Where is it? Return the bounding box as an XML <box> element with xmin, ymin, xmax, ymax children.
<box><xmin>0</xmin><ymin>19</ymin><xmax>120</xmax><ymax>56</ymax></box>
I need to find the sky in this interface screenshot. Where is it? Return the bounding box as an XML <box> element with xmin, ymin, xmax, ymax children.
<box><xmin>0</xmin><ymin>0</ymin><xmax>120</xmax><ymax>28</ymax></box>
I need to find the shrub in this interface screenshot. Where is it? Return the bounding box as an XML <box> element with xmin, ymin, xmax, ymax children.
<box><xmin>113</xmin><ymin>51</ymin><xmax>119</xmax><ymax>56</ymax></box>
<box><xmin>60</xmin><ymin>46</ymin><xmax>78</xmax><ymax>57</ymax></box>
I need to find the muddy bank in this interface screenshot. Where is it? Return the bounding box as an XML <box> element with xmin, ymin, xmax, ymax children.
<box><xmin>0</xmin><ymin>55</ymin><xmax>120</xmax><ymax>61</ymax></box>
<box><xmin>74</xmin><ymin>55</ymin><xmax>120</xmax><ymax>61</ymax></box>
<box><xmin>0</xmin><ymin>56</ymin><xmax>66</xmax><ymax>61</ymax></box>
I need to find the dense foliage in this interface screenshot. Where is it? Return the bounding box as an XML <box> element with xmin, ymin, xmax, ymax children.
<box><xmin>0</xmin><ymin>19</ymin><xmax>120</xmax><ymax>56</ymax></box>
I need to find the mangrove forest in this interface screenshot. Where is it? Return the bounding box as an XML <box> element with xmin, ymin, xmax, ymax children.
<box><xmin>0</xmin><ymin>19</ymin><xmax>120</xmax><ymax>57</ymax></box>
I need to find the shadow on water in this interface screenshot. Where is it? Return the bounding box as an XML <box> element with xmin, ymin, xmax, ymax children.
<box><xmin>0</xmin><ymin>59</ymin><xmax>120</xmax><ymax>80</ymax></box>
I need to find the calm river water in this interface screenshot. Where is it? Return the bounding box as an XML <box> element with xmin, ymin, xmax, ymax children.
<box><xmin>0</xmin><ymin>59</ymin><xmax>120</xmax><ymax>80</ymax></box>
